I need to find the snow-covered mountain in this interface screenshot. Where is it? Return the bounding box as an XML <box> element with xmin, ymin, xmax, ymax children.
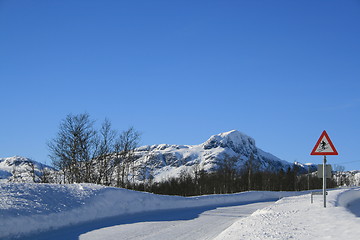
<box><xmin>132</xmin><ymin>130</ymin><xmax>294</xmax><ymax>182</ymax></box>
<box><xmin>2</xmin><ymin>130</ymin><xmax>359</xmax><ymax>187</ymax></box>
<box><xmin>0</xmin><ymin>131</ymin><xmax>297</xmax><ymax>184</ymax></box>
<box><xmin>0</xmin><ymin>156</ymin><xmax>54</xmax><ymax>183</ymax></box>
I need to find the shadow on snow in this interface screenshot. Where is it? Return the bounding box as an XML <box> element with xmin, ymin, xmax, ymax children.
<box><xmin>347</xmin><ymin>199</ymin><xmax>360</xmax><ymax>218</ymax></box>
<box><xmin>18</xmin><ymin>199</ymin><xmax>277</xmax><ymax>240</ymax></box>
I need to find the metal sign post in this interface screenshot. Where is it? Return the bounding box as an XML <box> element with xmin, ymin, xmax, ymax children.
<box><xmin>323</xmin><ymin>156</ymin><xmax>326</xmax><ymax>208</ymax></box>
<box><xmin>310</xmin><ymin>130</ymin><xmax>338</xmax><ymax>208</ymax></box>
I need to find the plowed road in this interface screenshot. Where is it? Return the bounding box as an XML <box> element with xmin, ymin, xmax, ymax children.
<box><xmin>80</xmin><ymin>201</ymin><xmax>274</xmax><ymax>240</ymax></box>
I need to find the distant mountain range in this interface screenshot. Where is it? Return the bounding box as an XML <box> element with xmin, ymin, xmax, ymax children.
<box><xmin>3</xmin><ymin>130</ymin><xmax>358</xmax><ymax>185</ymax></box>
<box><xmin>132</xmin><ymin>130</ymin><xmax>296</xmax><ymax>182</ymax></box>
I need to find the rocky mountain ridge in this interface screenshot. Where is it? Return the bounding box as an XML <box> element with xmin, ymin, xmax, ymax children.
<box><xmin>131</xmin><ymin>130</ymin><xmax>294</xmax><ymax>182</ymax></box>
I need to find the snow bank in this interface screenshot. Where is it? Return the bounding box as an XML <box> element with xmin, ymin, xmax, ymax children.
<box><xmin>0</xmin><ymin>183</ymin><xmax>304</xmax><ymax>239</ymax></box>
<box><xmin>336</xmin><ymin>187</ymin><xmax>360</xmax><ymax>217</ymax></box>
<box><xmin>214</xmin><ymin>187</ymin><xmax>360</xmax><ymax>240</ymax></box>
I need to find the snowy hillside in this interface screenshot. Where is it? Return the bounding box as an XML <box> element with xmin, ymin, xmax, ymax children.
<box><xmin>132</xmin><ymin>130</ymin><xmax>293</xmax><ymax>182</ymax></box>
<box><xmin>0</xmin><ymin>156</ymin><xmax>54</xmax><ymax>183</ymax></box>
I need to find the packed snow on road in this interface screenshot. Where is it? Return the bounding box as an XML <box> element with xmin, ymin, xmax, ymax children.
<box><xmin>0</xmin><ymin>183</ymin><xmax>359</xmax><ymax>239</ymax></box>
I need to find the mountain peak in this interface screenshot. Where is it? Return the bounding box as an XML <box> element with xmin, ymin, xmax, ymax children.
<box><xmin>203</xmin><ymin>130</ymin><xmax>256</xmax><ymax>154</ymax></box>
<box><xmin>217</xmin><ymin>130</ymin><xmax>254</xmax><ymax>142</ymax></box>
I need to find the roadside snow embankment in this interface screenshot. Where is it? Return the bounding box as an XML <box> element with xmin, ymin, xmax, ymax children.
<box><xmin>1</xmin><ymin>183</ymin><xmax>304</xmax><ymax>239</ymax></box>
<box><xmin>214</xmin><ymin>187</ymin><xmax>360</xmax><ymax>240</ymax></box>
<box><xmin>337</xmin><ymin>187</ymin><xmax>360</xmax><ymax>217</ymax></box>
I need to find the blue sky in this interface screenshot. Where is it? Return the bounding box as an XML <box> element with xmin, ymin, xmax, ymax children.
<box><xmin>1</xmin><ymin>0</ymin><xmax>360</xmax><ymax>170</ymax></box>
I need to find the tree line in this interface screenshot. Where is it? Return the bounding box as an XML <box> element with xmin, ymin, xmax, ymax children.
<box><xmin>131</xmin><ymin>156</ymin><xmax>337</xmax><ymax>196</ymax></box>
<box><xmin>48</xmin><ymin>113</ymin><xmax>140</xmax><ymax>187</ymax></box>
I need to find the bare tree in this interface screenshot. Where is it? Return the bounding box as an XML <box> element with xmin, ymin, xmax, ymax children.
<box><xmin>48</xmin><ymin>113</ymin><xmax>97</xmax><ymax>183</ymax></box>
<box><xmin>94</xmin><ymin>118</ymin><xmax>117</xmax><ymax>185</ymax></box>
<box><xmin>243</xmin><ymin>153</ymin><xmax>260</xmax><ymax>191</ymax></box>
<box><xmin>29</xmin><ymin>161</ymin><xmax>36</xmax><ymax>182</ymax></box>
<box><xmin>217</xmin><ymin>154</ymin><xmax>239</xmax><ymax>193</ymax></box>
<box><xmin>114</xmin><ymin>127</ymin><xmax>141</xmax><ymax>187</ymax></box>
<box><xmin>248</xmin><ymin>154</ymin><xmax>254</xmax><ymax>191</ymax></box>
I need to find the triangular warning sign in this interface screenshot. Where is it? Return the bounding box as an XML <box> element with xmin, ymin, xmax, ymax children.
<box><xmin>310</xmin><ymin>130</ymin><xmax>338</xmax><ymax>155</ymax></box>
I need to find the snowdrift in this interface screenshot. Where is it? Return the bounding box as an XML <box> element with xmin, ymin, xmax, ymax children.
<box><xmin>1</xmin><ymin>183</ymin><xmax>304</xmax><ymax>239</ymax></box>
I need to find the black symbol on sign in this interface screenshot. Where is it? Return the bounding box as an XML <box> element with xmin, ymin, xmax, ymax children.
<box><xmin>319</xmin><ymin>141</ymin><xmax>328</xmax><ymax>151</ymax></box>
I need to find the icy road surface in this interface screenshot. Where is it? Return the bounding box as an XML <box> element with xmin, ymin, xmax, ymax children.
<box><xmin>23</xmin><ymin>201</ymin><xmax>274</xmax><ymax>240</ymax></box>
<box><xmin>80</xmin><ymin>201</ymin><xmax>274</xmax><ymax>240</ymax></box>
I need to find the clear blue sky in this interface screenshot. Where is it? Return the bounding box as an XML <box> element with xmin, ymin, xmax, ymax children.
<box><xmin>1</xmin><ymin>0</ymin><xmax>360</xmax><ymax>170</ymax></box>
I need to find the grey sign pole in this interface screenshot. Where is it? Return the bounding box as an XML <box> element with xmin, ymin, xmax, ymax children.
<box><xmin>323</xmin><ymin>155</ymin><xmax>327</xmax><ymax>208</ymax></box>
<box><xmin>311</xmin><ymin>131</ymin><xmax>338</xmax><ymax>208</ymax></box>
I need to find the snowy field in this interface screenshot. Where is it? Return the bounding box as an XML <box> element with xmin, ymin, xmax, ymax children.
<box><xmin>0</xmin><ymin>183</ymin><xmax>359</xmax><ymax>239</ymax></box>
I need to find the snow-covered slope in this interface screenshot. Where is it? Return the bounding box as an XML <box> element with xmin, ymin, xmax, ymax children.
<box><xmin>132</xmin><ymin>130</ymin><xmax>293</xmax><ymax>182</ymax></box>
<box><xmin>0</xmin><ymin>182</ymin><xmax>304</xmax><ymax>239</ymax></box>
<box><xmin>0</xmin><ymin>156</ymin><xmax>53</xmax><ymax>183</ymax></box>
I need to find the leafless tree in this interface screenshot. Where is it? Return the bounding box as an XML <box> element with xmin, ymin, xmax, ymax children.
<box><xmin>39</xmin><ymin>163</ymin><xmax>51</xmax><ymax>183</ymax></box>
<box><xmin>114</xmin><ymin>127</ymin><xmax>141</xmax><ymax>187</ymax></box>
<box><xmin>94</xmin><ymin>118</ymin><xmax>117</xmax><ymax>185</ymax></box>
<box><xmin>29</xmin><ymin>161</ymin><xmax>36</xmax><ymax>182</ymax></box>
<box><xmin>48</xmin><ymin>113</ymin><xmax>97</xmax><ymax>183</ymax></box>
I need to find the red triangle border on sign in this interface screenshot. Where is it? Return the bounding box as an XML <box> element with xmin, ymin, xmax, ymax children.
<box><xmin>310</xmin><ymin>130</ymin><xmax>338</xmax><ymax>155</ymax></box>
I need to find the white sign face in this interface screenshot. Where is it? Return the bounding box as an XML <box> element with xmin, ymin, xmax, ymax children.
<box><xmin>314</xmin><ymin>136</ymin><xmax>335</xmax><ymax>153</ymax></box>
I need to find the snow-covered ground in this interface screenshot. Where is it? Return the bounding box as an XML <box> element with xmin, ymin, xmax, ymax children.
<box><xmin>0</xmin><ymin>183</ymin><xmax>359</xmax><ymax>239</ymax></box>
<box><xmin>79</xmin><ymin>201</ymin><xmax>275</xmax><ymax>240</ymax></box>
<box><xmin>215</xmin><ymin>187</ymin><xmax>360</xmax><ymax>240</ymax></box>
<box><xmin>0</xmin><ymin>183</ymin><xmax>300</xmax><ymax>239</ymax></box>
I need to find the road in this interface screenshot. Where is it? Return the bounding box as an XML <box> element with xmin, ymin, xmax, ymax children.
<box><xmin>80</xmin><ymin>201</ymin><xmax>274</xmax><ymax>240</ymax></box>
<box><xmin>21</xmin><ymin>201</ymin><xmax>274</xmax><ymax>240</ymax></box>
